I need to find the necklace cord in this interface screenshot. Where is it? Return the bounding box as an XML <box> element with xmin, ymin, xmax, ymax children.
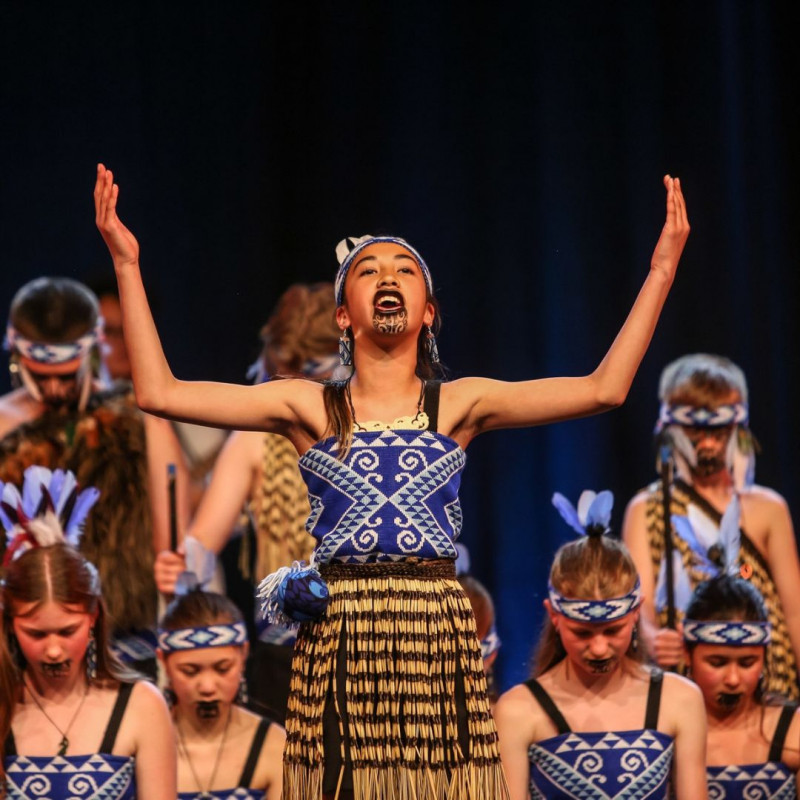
<box><xmin>176</xmin><ymin>704</ymin><xmax>233</xmax><ymax>796</ymax></box>
<box><xmin>23</xmin><ymin>676</ymin><xmax>90</xmax><ymax>757</ymax></box>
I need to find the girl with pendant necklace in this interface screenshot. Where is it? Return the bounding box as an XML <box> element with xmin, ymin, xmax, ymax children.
<box><xmin>158</xmin><ymin>583</ymin><xmax>285</xmax><ymax>799</ymax></box>
<box><xmin>96</xmin><ymin>164</ymin><xmax>689</xmax><ymax>800</ymax></box>
<box><xmin>0</xmin><ymin>467</ymin><xmax>175</xmax><ymax>799</ymax></box>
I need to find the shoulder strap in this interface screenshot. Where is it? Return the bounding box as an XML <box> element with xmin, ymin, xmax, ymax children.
<box><xmin>644</xmin><ymin>668</ymin><xmax>664</xmax><ymax>730</ymax></box>
<box><xmin>99</xmin><ymin>682</ymin><xmax>135</xmax><ymax>753</ymax></box>
<box><xmin>768</xmin><ymin>702</ymin><xmax>798</xmax><ymax>763</ymax></box>
<box><xmin>4</xmin><ymin>729</ymin><xmax>16</xmax><ymax>756</ymax></box>
<box><xmin>523</xmin><ymin>679</ymin><xmax>571</xmax><ymax>734</ymax></box>
<box><xmin>238</xmin><ymin>717</ymin><xmax>271</xmax><ymax>787</ymax></box>
<box><xmin>424</xmin><ymin>380</ymin><xmax>441</xmax><ymax>433</ymax></box>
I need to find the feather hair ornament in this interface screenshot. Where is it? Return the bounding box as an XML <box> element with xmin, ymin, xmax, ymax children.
<box><xmin>551</xmin><ymin>490</ymin><xmax>614</xmax><ymax>537</ymax></box>
<box><xmin>1</xmin><ymin>466</ymin><xmax>100</xmax><ymax>565</ymax></box>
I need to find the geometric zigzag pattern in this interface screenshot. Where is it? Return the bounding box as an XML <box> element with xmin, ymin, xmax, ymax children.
<box><xmin>529</xmin><ymin>729</ymin><xmax>674</xmax><ymax>800</ymax></box>
<box><xmin>157</xmin><ymin>621</ymin><xmax>248</xmax><ymax>652</ymax></box>
<box><xmin>298</xmin><ymin>429</ymin><xmax>466</xmax><ymax>563</ymax></box>
<box><xmin>178</xmin><ymin>789</ymin><xmax>266</xmax><ymax>799</ymax></box>
<box><xmin>706</xmin><ymin>761</ymin><xmax>796</xmax><ymax>800</ymax></box>
<box><xmin>4</xmin><ymin>754</ymin><xmax>135</xmax><ymax>799</ymax></box>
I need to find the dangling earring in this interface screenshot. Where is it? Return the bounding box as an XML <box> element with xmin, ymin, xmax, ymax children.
<box><xmin>631</xmin><ymin>625</ymin><xmax>639</xmax><ymax>653</ymax></box>
<box><xmin>163</xmin><ymin>685</ymin><xmax>176</xmax><ymax>709</ymax></box>
<box><xmin>86</xmin><ymin>631</ymin><xmax>98</xmax><ymax>682</ymax></box>
<box><xmin>338</xmin><ymin>329</ymin><xmax>353</xmax><ymax>367</ymax></box>
<box><xmin>236</xmin><ymin>673</ymin><xmax>249</xmax><ymax>706</ymax></box>
<box><xmin>8</xmin><ymin>634</ymin><xmax>25</xmax><ymax>670</ymax></box>
<box><xmin>425</xmin><ymin>325</ymin><xmax>440</xmax><ymax>364</ymax></box>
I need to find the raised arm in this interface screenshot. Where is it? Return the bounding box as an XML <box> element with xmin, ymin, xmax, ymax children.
<box><xmin>93</xmin><ymin>164</ymin><xmax>322</xmax><ymax>442</ymax></box>
<box><xmin>447</xmin><ymin>176</ymin><xmax>689</xmax><ymax>442</ymax></box>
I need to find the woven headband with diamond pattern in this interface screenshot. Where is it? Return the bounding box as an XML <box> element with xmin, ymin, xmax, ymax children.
<box><xmin>683</xmin><ymin>619</ymin><xmax>771</xmax><ymax>646</ymax></box>
<box><xmin>548</xmin><ymin>577</ymin><xmax>642</xmax><ymax>623</ymax></box>
<box><xmin>157</xmin><ymin>622</ymin><xmax>248</xmax><ymax>653</ymax></box>
<box><xmin>5</xmin><ymin>321</ymin><xmax>103</xmax><ymax>365</ymax></box>
<box><xmin>657</xmin><ymin>402</ymin><xmax>749</xmax><ymax>429</ymax></box>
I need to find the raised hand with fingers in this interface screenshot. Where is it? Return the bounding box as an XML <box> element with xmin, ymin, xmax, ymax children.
<box><xmin>650</xmin><ymin>175</ymin><xmax>690</xmax><ymax>283</ymax></box>
<box><xmin>94</xmin><ymin>163</ymin><xmax>140</xmax><ymax>268</ymax></box>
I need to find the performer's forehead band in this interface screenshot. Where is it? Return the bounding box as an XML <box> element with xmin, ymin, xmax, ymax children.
<box><xmin>4</xmin><ymin>321</ymin><xmax>103</xmax><ymax>366</ymax></box>
<box><xmin>334</xmin><ymin>235</ymin><xmax>433</xmax><ymax>306</ymax></box>
<box><xmin>548</xmin><ymin>577</ymin><xmax>642</xmax><ymax>623</ymax></box>
<box><xmin>657</xmin><ymin>402</ymin><xmax>749</xmax><ymax>429</ymax></box>
<box><xmin>157</xmin><ymin>622</ymin><xmax>248</xmax><ymax>653</ymax></box>
<box><xmin>683</xmin><ymin>619</ymin><xmax>771</xmax><ymax>646</ymax></box>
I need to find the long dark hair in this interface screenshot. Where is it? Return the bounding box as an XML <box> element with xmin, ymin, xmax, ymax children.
<box><xmin>685</xmin><ymin>575</ymin><xmax>770</xmax><ymax>704</ymax></box>
<box><xmin>323</xmin><ymin>294</ymin><xmax>445</xmax><ymax>458</ymax></box>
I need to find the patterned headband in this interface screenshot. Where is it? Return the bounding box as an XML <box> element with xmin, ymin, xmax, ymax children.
<box><xmin>334</xmin><ymin>235</ymin><xmax>433</xmax><ymax>306</ymax></box>
<box><xmin>5</xmin><ymin>321</ymin><xmax>104</xmax><ymax>366</ymax></box>
<box><xmin>157</xmin><ymin>622</ymin><xmax>248</xmax><ymax>653</ymax></box>
<box><xmin>657</xmin><ymin>402</ymin><xmax>749</xmax><ymax>430</ymax></box>
<box><xmin>548</xmin><ymin>577</ymin><xmax>643</xmax><ymax>623</ymax></box>
<box><xmin>683</xmin><ymin>619</ymin><xmax>771</xmax><ymax>646</ymax></box>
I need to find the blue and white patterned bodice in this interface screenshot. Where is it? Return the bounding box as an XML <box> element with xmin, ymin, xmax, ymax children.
<box><xmin>298</xmin><ymin>429</ymin><xmax>465</xmax><ymax>564</ymax></box>
<box><xmin>4</xmin><ymin>753</ymin><xmax>135</xmax><ymax>799</ymax></box>
<box><xmin>706</xmin><ymin>762</ymin><xmax>796</xmax><ymax>799</ymax></box>
<box><xmin>178</xmin><ymin>789</ymin><xmax>265</xmax><ymax>799</ymax></box>
<box><xmin>529</xmin><ymin>729</ymin><xmax>674</xmax><ymax>800</ymax></box>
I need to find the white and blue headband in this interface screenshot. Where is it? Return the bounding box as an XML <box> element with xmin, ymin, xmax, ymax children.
<box><xmin>5</xmin><ymin>320</ymin><xmax>105</xmax><ymax>366</ymax></box>
<box><xmin>549</xmin><ymin>490</ymin><xmax>642</xmax><ymax>623</ymax></box>
<box><xmin>683</xmin><ymin>619</ymin><xmax>771</xmax><ymax>647</ymax></box>
<box><xmin>157</xmin><ymin>545</ymin><xmax>249</xmax><ymax>654</ymax></box>
<box><xmin>656</xmin><ymin>401</ymin><xmax>749</xmax><ymax>430</ymax></box>
<box><xmin>334</xmin><ymin>235</ymin><xmax>433</xmax><ymax>306</ymax></box>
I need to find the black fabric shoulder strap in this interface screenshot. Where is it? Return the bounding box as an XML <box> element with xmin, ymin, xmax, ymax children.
<box><xmin>523</xmin><ymin>679</ymin><xmax>571</xmax><ymax>734</ymax></box>
<box><xmin>4</xmin><ymin>729</ymin><xmax>16</xmax><ymax>756</ymax></box>
<box><xmin>238</xmin><ymin>717</ymin><xmax>271</xmax><ymax>787</ymax></box>
<box><xmin>644</xmin><ymin>669</ymin><xmax>664</xmax><ymax>730</ymax></box>
<box><xmin>424</xmin><ymin>380</ymin><xmax>441</xmax><ymax>433</ymax></box>
<box><xmin>99</xmin><ymin>682</ymin><xmax>135</xmax><ymax>753</ymax></box>
<box><xmin>768</xmin><ymin>702</ymin><xmax>798</xmax><ymax>763</ymax></box>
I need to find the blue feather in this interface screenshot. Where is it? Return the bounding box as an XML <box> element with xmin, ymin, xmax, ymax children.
<box><xmin>585</xmin><ymin>490</ymin><xmax>614</xmax><ymax>530</ymax></box>
<box><xmin>64</xmin><ymin>487</ymin><xmax>101</xmax><ymax>541</ymax></box>
<box><xmin>719</xmin><ymin>496</ymin><xmax>741</xmax><ymax>575</ymax></box>
<box><xmin>551</xmin><ymin>492</ymin><xmax>586</xmax><ymax>536</ymax></box>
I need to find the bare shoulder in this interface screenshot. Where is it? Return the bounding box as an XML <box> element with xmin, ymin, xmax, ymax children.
<box><xmin>0</xmin><ymin>388</ymin><xmax>36</xmax><ymax>438</ymax></box>
<box><xmin>438</xmin><ymin>377</ymin><xmax>501</xmax><ymax>441</ymax></box>
<box><xmin>741</xmin><ymin>484</ymin><xmax>789</xmax><ymax>510</ymax></box>
<box><xmin>625</xmin><ymin>489</ymin><xmax>651</xmax><ymax>513</ymax></box>
<box><xmin>128</xmin><ymin>679</ymin><xmax>170</xmax><ymax>714</ymax></box>
<box><xmin>659</xmin><ymin>670</ymin><xmax>705</xmax><ymax>726</ymax></box>
<box><xmin>494</xmin><ymin>683</ymin><xmax>540</xmax><ymax>728</ymax></box>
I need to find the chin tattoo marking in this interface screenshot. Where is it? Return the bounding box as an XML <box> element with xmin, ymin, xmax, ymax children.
<box><xmin>195</xmin><ymin>700</ymin><xmax>221</xmax><ymax>719</ymax></box>
<box><xmin>586</xmin><ymin>658</ymin><xmax>614</xmax><ymax>674</ymax></box>
<box><xmin>716</xmin><ymin>692</ymin><xmax>743</xmax><ymax>710</ymax></box>
<box><xmin>41</xmin><ymin>660</ymin><xmax>72</xmax><ymax>678</ymax></box>
<box><xmin>373</xmin><ymin>308</ymin><xmax>408</xmax><ymax>334</ymax></box>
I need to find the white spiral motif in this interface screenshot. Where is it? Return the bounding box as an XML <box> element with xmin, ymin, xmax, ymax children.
<box><xmin>18</xmin><ymin>775</ymin><xmax>52</xmax><ymax>797</ymax></box>
<box><xmin>354</xmin><ymin>451</ymin><xmax>379</xmax><ymax>472</ymax></box>
<box><xmin>743</xmin><ymin>782</ymin><xmax>773</xmax><ymax>800</ymax></box>
<box><xmin>573</xmin><ymin>751</ymin><xmax>606</xmax><ymax>783</ymax></box>
<box><xmin>619</xmin><ymin>748</ymin><xmax>650</xmax><ymax>775</ymax></box>
<box><xmin>398</xmin><ymin>448</ymin><xmax>427</xmax><ymax>471</ymax></box>
<box><xmin>707</xmin><ymin>780</ymin><xmax>726</xmax><ymax>800</ymax></box>
<box><xmin>397</xmin><ymin>529</ymin><xmax>424</xmax><ymax>553</ymax></box>
<box><xmin>67</xmin><ymin>773</ymin><xmax>100</xmax><ymax>797</ymax></box>
<box><xmin>353</xmin><ymin>528</ymin><xmax>379</xmax><ymax>552</ymax></box>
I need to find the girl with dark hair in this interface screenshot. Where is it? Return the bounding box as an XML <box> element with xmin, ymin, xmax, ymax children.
<box><xmin>684</xmin><ymin>575</ymin><xmax>800</xmax><ymax>797</ymax></box>
<box><xmin>0</xmin><ymin>467</ymin><xmax>174</xmax><ymax>799</ymax></box>
<box><xmin>158</xmin><ymin>583</ymin><xmax>285</xmax><ymax>799</ymax></box>
<box><xmin>96</xmin><ymin>164</ymin><xmax>689</xmax><ymax>800</ymax></box>
<box><xmin>495</xmin><ymin>491</ymin><xmax>707</xmax><ymax>799</ymax></box>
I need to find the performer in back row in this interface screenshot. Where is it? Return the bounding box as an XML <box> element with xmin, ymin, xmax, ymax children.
<box><xmin>95</xmin><ymin>163</ymin><xmax>689</xmax><ymax>800</ymax></box>
<box><xmin>622</xmin><ymin>354</ymin><xmax>800</xmax><ymax>699</ymax></box>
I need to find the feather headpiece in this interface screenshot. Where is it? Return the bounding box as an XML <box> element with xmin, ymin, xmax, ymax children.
<box><xmin>1</xmin><ymin>466</ymin><xmax>100</xmax><ymax>565</ymax></box>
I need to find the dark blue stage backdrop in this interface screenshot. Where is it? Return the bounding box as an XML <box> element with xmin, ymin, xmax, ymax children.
<box><xmin>2</xmin><ymin>3</ymin><xmax>799</xmax><ymax>690</ymax></box>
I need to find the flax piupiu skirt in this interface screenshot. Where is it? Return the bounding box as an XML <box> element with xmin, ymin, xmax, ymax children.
<box><xmin>281</xmin><ymin>558</ymin><xmax>509</xmax><ymax>799</ymax></box>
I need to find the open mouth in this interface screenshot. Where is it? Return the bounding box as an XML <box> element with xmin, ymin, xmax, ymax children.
<box><xmin>373</xmin><ymin>291</ymin><xmax>405</xmax><ymax>315</ymax></box>
<box><xmin>41</xmin><ymin>660</ymin><xmax>72</xmax><ymax>678</ymax></box>
<box><xmin>195</xmin><ymin>700</ymin><xmax>221</xmax><ymax>719</ymax></box>
<box><xmin>585</xmin><ymin>658</ymin><xmax>614</xmax><ymax>674</ymax></box>
<box><xmin>716</xmin><ymin>692</ymin><xmax>743</xmax><ymax>710</ymax></box>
